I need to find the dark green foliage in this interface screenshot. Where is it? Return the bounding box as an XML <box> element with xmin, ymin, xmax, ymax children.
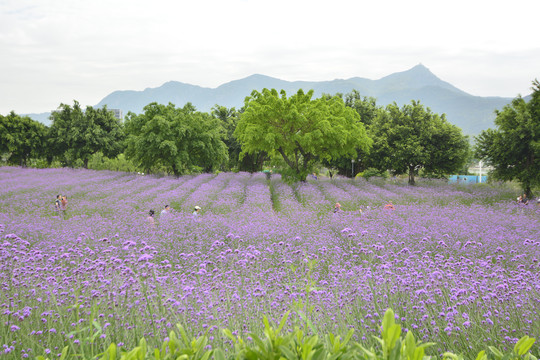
<box><xmin>475</xmin><ymin>80</ymin><xmax>540</xmax><ymax>197</ymax></box>
<box><xmin>361</xmin><ymin>167</ymin><xmax>389</xmax><ymax>179</ymax></box>
<box><xmin>235</xmin><ymin>89</ymin><xmax>372</xmax><ymax>182</ymax></box>
<box><xmin>369</xmin><ymin>101</ymin><xmax>469</xmax><ymax>185</ymax></box>
<box><xmin>48</xmin><ymin>101</ymin><xmax>125</xmax><ymax>167</ymax></box>
<box><xmin>125</xmin><ymin>102</ymin><xmax>228</xmax><ymax>176</ymax></box>
<box><xmin>0</xmin><ymin>111</ymin><xmax>47</xmax><ymax>166</ymax></box>
<box><xmin>212</xmin><ymin>105</ymin><xmax>267</xmax><ymax>172</ymax></box>
<box><xmin>344</xmin><ymin>90</ymin><xmax>380</xmax><ymax>126</ymax></box>
<box><xmin>322</xmin><ymin>91</ymin><xmax>380</xmax><ymax>177</ymax></box>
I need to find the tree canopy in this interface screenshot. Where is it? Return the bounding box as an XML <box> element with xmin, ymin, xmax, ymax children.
<box><xmin>322</xmin><ymin>91</ymin><xmax>381</xmax><ymax>176</ymax></box>
<box><xmin>235</xmin><ymin>88</ymin><xmax>372</xmax><ymax>181</ymax></box>
<box><xmin>48</xmin><ymin>101</ymin><xmax>125</xmax><ymax>167</ymax></box>
<box><xmin>475</xmin><ymin>80</ymin><xmax>540</xmax><ymax>197</ymax></box>
<box><xmin>0</xmin><ymin>112</ymin><xmax>47</xmax><ymax>166</ymax></box>
<box><xmin>125</xmin><ymin>102</ymin><xmax>228</xmax><ymax>176</ymax></box>
<box><xmin>369</xmin><ymin>100</ymin><xmax>469</xmax><ymax>185</ymax></box>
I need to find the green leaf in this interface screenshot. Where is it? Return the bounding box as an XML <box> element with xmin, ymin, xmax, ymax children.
<box><xmin>213</xmin><ymin>348</ymin><xmax>226</xmax><ymax>360</ymax></box>
<box><xmin>389</xmin><ymin>340</ymin><xmax>401</xmax><ymax>360</ymax></box>
<box><xmin>515</xmin><ymin>336</ymin><xmax>536</xmax><ymax>356</ymax></box>
<box><xmin>382</xmin><ymin>309</ymin><xmax>396</xmax><ymax>339</ymax></box>
<box><xmin>93</xmin><ymin>320</ymin><xmax>103</xmax><ymax>332</ymax></box>
<box><xmin>177</xmin><ymin>324</ymin><xmax>190</xmax><ymax>345</ymax></box>
<box><xmin>297</xmin><ymin>310</ymin><xmax>318</xmax><ymax>335</ymax></box>
<box><xmin>263</xmin><ymin>315</ymin><xmax>271</xmax><ymax>333</ymax></box>
<box><xmin>58</xmin><ymin>346</ymin><xmax>69</xmax><ymax>360</ymax></box>
<box><xmin>222</xmin><ymin>328</ymin><xmax>236</xmax><ymax>342</ymax></box>
<box><xmin>105</xmin><ymin>343</ymin><xmax>117</xmax><ymax>360</ymax></box>
<box><xmin>279</xmin><ymin>345</ymin><xmax>296</xmax><ymax>360</ymax></box>
<box><xmin>373</xmin><ymin>336</ymin><xmax>384</xmax><ymax>348</ymax></box>
<box><xmin>412</xmin><ymin>347</ymin><xmax>425</xmax><ymax>360</ymax></box>
<box><xmin>169</xmin><ymin>330</ymin><xmax>178</xmax><ymax>354</ymax></box>
<box><xmin>405</xmin><ymin>331</ymin><xmax>416</xmax><ymax>359</ymax></box>
<box><xmin>442</xmin><ymin>352</ymin><xmax>460</xmax><ymax>360</ymax></box>
<box><xmin>488</xmin><ymin>346</ymin><xmax>504</xmax><ymax>359</ymax></box>
<box><xmin>200</xmin><ymin>350</ymin><xmax>212</xmax><ymax>360</ymax></box>
<box><xmin>386</xmin><ymin>324</ymin><xmax>402</xmax><ymax>350</ymax></box>
<box><xmin>355</xmin><ymin>344</ymin><xmax>376</xmax><ymax>359</ymax></box>
<box><xmin>249</xmin><ymin>333</ymin><xmax>267</xmax><ymax>353</ymax></box>
<box><xmin>342</xmin><ymin>329</ymin><xmax>354</xmax><ymax>346</ymax></box>
<box><xmin>311</xmin><ymin>348</ymin><xmax>327</xmax><ymax>360</ymax></box>
<box><xmin>160</xmin><ymin>341</ymin><xmax>168</xmax><ymax>360</ymax></box>
<box><xmin>475</xmin><ymin>350</ymin><xmax>487</xmax><ymax>360</ymax></box>
<box><xmin>138</xmin><ymin>338</ymin><xmax>147</xmax><ymax>359</ymax></box>
<box><xmin>328</xmin><ymin>332</ymin><xmax>335</xmax><ymax>345</ymax></box>
<box><xmin>277</xmin><ymin>311</ymin><xmax>290</xmax><ymax>335</ymax></box>
<box><xmin>417</xmin><ymin>342</ymin><xmax>436</xmax><ymax>349</ymax></box>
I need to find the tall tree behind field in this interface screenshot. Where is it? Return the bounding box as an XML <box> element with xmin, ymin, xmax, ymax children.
<box><xmin>48</xmin><ymin>101</ymin><xmax>125</xmax><ymax>168</ymax></box>
<box><xmin>369</xmin><ymin>100</ymin><xmax>469</xmax><ymax>185</ymax></box>
<box><xmin>475</xmin><ymin>80</ymin><xmax>540</xmax><ymax>197</ymax></box>
<box><xmin>212</xmin><ymin>105</ymin><xmax>267</xmax><ymax>172</ymax></box>
<box><xmin>322</xmin><ymin>91</ymin><xmax>381</xmax><ymax>176</ymax></box>
<box><xmin>0</xmin><ymin>112</ymin><xmax>47</xmax><ymax>166</ymax></box>
<box><xmin>235</xmin><ymin>89</ymin><xmax>372</xmax><ymax>182</ymax></box>
<box><xmin>125</xmin><ymin>102</ymin><xmax>228</xmax><ymax>175</ymax></box>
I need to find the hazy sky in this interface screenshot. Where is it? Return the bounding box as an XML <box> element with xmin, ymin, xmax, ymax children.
<box><xmin>1</xmin><ymin>0</ymin><xmax>539</xmax><ymax>114</ymax></box>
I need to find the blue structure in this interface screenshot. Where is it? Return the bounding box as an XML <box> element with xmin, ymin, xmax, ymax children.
<box><xmin>449</xmin><ymin>175</ymin><xmax>488</xmax><ymax>184</ymax></box>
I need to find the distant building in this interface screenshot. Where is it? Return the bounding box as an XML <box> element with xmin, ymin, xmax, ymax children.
<box><xmin>108</xmin><ymin>108</ymin><xmax>123</xmax><ymax>120</ymax></box>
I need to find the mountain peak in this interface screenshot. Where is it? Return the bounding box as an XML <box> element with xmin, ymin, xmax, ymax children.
<box><xmin>411</xmin><ymin>63</ymin><xmax>430</xmax><ymax>71</ymax></box>
<box><xmin>381</xmin><ymin>64</ymin><xmax>437</xmax><ymax>80</ymax></box>
<box><xmin>376</xmin><ymin>64</ymin><xmax>466</xmax><ymax>95</ymax></box>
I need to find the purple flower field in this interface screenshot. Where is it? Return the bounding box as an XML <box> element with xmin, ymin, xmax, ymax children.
<box><xmin>0</xmin><ymin>167</ymin><xmax>539</xmax><ymax>358</ymax></box>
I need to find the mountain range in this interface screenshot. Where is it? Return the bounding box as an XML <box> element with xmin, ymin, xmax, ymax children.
<box><xmin>27</xmin><ymin>64</ymin><xmax>526</xmax><ymax>135</ymax></box>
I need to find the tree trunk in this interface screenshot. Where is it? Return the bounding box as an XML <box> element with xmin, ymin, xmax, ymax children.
<box><xmin>408</xmin><ymin>165</ymin><xmax>416</xmax><ymax>185</ymax></box>
<box><xmin>172</xmin><ymin>163</ymin><xmax>180</xmax><ymax>177</ymax></box>
<box><xmin>524</xmin><ymin>185</ymin><xmax>532</xmax><ymax>199</ymax></box>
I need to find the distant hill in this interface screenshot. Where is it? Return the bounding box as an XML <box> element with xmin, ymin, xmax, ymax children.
<box><xmin>29</xmin><ymin>65</ymin><xmax>525</xmax><ymax>135</ymax></box>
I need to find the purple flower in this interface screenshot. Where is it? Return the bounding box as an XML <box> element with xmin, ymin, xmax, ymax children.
<box><xmin>138</xmin><ymin>254</ymin><xmax>153</xmax><ymax>262</ymax></box>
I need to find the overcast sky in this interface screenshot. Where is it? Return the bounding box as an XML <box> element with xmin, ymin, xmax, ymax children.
<box><xmin>1</xmin><ymin>0</ymin><xmax>539</xmax><ymax>114</ymax></box>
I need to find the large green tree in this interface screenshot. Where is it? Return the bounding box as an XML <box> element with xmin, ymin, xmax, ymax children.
<box><xmin>235</xmin><ymin>88</ymin><xmax>372</xmax><ymax>182</ymax></box>
<box><xmin>370</xmin><ymin>100</ymin><xmax>469</xmax><ymax>185</ymax></box>
<box><xmin>212</xmin><ymin>105</ymin><xmax>267</xmax><ymax>172</ymax></box>
<box><xmin>0</xmin><ymin>112</ymin><xmax>47</xmax><ymax>166</ymax></box>
<box><xmin>475</xmin><ymin>80</ymin><xmax>540</xmax><ymax>197</ymax></box>
<box><xmin>48</xmin><ymin>101</ymin><xmax>125</xmax><ymax>167</ymax></box>
<box><xmin>343</xmin><ymin>90</ymin><xmax>379</xmax><ymax>126</ymax></box>
<box><xmin>125</xmin><ymin>102</ymin><xmax>228</xmax><ymax>175</ymax></box>
<box><xmin>322</xmin><ymin>91</ymin><xmax>381</xmax><ymax>176</ymax></box>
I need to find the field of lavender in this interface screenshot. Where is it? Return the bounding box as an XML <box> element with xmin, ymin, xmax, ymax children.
<box><xmin>0</xmin><ymin>167</ymin><xmax>539</xmax><ymax>359</ymax></box>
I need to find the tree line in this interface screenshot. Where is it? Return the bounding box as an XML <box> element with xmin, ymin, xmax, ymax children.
<box><xmin>1</xmin><ymin>84</ymin><xmax>538</xmax><ymax>192</ymax></box>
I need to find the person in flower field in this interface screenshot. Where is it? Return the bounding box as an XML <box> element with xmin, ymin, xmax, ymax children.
<box><xmin>384</xmin><ymin>201</ymin><xmax>395</xmax><ymax>210</ymax></box>
<box><xmin>147</xmin><ymin>209</ymin><xmax>156</xmax><ymax>228</ymax></box>
<box><xmin>54</xmin><ymin>194</ymin><xmax>61</xmax><ymax>212</ymax></box>
<box><xmin>161</xmin><ymin>204</ymin><xmax>172</xmax><ymax>217</ymax></box>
